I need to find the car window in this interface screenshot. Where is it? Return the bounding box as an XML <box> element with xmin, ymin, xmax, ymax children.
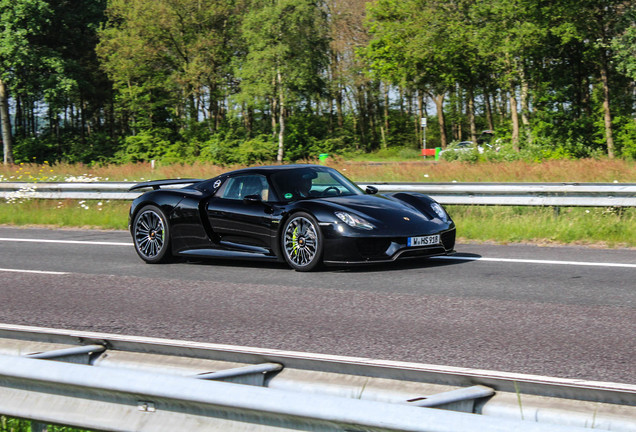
<box><xmin>221</xmin><ymin>175</ymin><xmax>270</xmax><ymax>201</ymax></box>
<box><xmin>270</xmin><ymin>167</ymin><xmax>361</xmax><ymax>201</ymax></box>
<box><xmin>311</xmin><ymin>172</ymin><xmax>348</xmax><ymax>195</ymax></box>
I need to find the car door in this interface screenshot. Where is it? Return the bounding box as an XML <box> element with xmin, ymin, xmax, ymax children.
<box><xmin>206</xmin><ymin>174</ymin><xmax>276</xmax><ymax>251</ymax></box>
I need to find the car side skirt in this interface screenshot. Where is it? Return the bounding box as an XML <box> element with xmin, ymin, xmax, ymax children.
<box><xmin>178</xmin><ymin>248</ymin><xmax>282</xmax><ymax>262</ymax></box>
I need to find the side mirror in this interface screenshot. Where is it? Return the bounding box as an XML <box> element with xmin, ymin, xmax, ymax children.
<box><xmin>243</xmin><ymin>194</ymin><xmax>262</xmax><ymax>204</ymax></box>
<box><xmin>365</xmin><ymin>185</ymin><xmax>378</xmax><ymax>195</ymax></box>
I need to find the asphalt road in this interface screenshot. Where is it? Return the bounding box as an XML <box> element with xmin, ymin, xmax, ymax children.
<box><xmin>0</xmin><ymin>226</ymin><xmax>634</xmax><ymax>384</ymax></box>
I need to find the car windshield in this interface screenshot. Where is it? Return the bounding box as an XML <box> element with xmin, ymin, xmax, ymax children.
<box><xmin>270</xmin><ymin>167</ymin><xmax>363</xmax><ymax>202</ymax></box>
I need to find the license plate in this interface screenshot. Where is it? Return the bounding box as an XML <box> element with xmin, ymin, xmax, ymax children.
<box><xmin>407</xmin><ymin>234</ymin><xmax>440</xmax><ymax>247</ymax></box>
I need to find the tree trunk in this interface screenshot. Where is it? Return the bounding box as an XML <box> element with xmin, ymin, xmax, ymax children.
<box><xmin>383</xmin><ymin>84</ymin><xmax>389</xmax><ymax>138</ymax></box>
<box><xmin>600</xmin><ymin>59</ymin><xmax>615</xmax><ymax>159</ymax></box>
<box><xmin>520</xmin><ymin>69</ymin><xmax>530</xmax><ymax>129</ymax></box>
<box><xmin>432</xmin><ymin>92</ymin><xmax>447</xmax><ymax>148</ymax></box>
<box><xmin>357</xmin><ymin>87</ymin><xmax>368</xmax><ymax>149</ymax></box>
<box><xmin>496</xmin><ymin>90</ymin><xmax>507</xmax><ymax>122</ymax></box>
<box><xmin>336</xmin><ymin>83</ymin><xmax>343</xmax><ymax>129</ymax></box>
<box><xmin>271</xmin><ymin>71</ymin><xmax>278</xmax><ymax>139</ymax></box>
<box><xmin>467</xmin><ymin>85</ymin><xmax>477</xmax><ymax>143</ymax></box>
<box><xmin>417</xmin><ymin>91</ymin><xmax>424</xmax><ymax>147</ymax></box>
<box><xmin>509</xmin><ymin>92</ymin><xmax>520</xmax><ymax>152</ymax></box>
<box><xmin>15</xmin><ymin>95</ymin><xmax>23</xmax><ymax>137</ymax></box>
<box><xmin>484</xmin><ymin>89</ymin><xmax>494</xmax><ymax>130</ymax></box>
<box><xmin>277</xmin><ymin>67</ymin><xmax>285</xmax><ymax>162</ymax></box>
<box><xmin>367</xmin><ymin>87</ymin><xmax>378</xmax><ymax>149</ymax></box>
<box><xmin>0</xmin><ymin>78</ymin><xmax>14</xmax><ymax>165</ymax></box>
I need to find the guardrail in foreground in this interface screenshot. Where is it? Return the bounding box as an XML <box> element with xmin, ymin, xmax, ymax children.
<box><xmin>1</xmin><ymin>181</ymin><xmax>635</xmax><ymax>207</ymax></box>
<box><xmin>0</xmin><ymin>324</ymin><xmax>634</xmax><ymax>431</ymax></box>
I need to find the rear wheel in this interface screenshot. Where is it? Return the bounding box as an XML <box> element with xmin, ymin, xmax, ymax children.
<box><xmin>281</xmin><ymin>212</ymin><xmax>323</xmax><ymax>271</ymax></box>
<box><xmin>133</xmin><ymin>205</ymin><xmax>171</xmax><ymax>263</ymax></box>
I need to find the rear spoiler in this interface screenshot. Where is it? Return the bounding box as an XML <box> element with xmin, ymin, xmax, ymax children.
<box><xmin>128</xmin><ymin>179</ymin><xmax>204</xmax><ymax>191</ymax></box>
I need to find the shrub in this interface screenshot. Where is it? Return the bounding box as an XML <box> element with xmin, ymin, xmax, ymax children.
<box><xmin>199</xmin><ymin>134</ymin><xmax>276</xmax><ymax>165</ymax></box>
<box><xmin>115</xmin><ymin>128</ymin><xmax>173</xmax><ymax>163</ymax></box>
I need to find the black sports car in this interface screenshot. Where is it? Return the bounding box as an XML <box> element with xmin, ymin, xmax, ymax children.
<box><xmin>129</xmin><ymin>164</ymin><xmax>455</xmax><ymax>271</ymax></box>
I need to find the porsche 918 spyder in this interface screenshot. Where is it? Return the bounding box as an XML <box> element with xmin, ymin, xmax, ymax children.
<box><xmin>129</xmin><ymin>164</ymin><xmax>455</xmax><ymax>271</ymax></box>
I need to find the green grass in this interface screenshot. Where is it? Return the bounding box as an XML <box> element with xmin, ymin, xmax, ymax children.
<box><xmin>2</xmin><ymin>200</ymin><xmax>634</xmax><ymax>248</ymax></box>
<box><xmin>449</xmin><ymin>205</ymin><xmax>636</xmax><ymax>248</ymax></box>
<box><xmin>1</xmin><ymin>416</ymin><xmax>89</xmax><ymax>432</ymax></box>
<box><xmin>0</xmin><ymin>200</ymin><xmax>129</xmax><ymax>229</ymax></box>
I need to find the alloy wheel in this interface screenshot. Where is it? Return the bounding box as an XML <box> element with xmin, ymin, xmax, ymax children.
<box><xmin>134</xmin><ymin>209</ymin><xmax>166</xmax><ymax>260</ymax></box>
<box><xmin>283</xmin><ymin>216</ymin><xmax>319</xmax><ymax>268</ymax></box>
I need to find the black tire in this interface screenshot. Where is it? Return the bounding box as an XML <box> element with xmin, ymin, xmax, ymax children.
<box><xmin>132</xmin><ymin>205</ymin><xmax>172</xmax><ymax>264</ymax></box>
<box><xmin>281</xmin><ymin>212</ymin><xmax>324</xmax><ymax>272</ymax></box>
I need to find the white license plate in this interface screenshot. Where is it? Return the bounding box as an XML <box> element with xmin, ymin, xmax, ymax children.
<box><xmin>407</xmin><ymin>234</ymin><xmax>440</xmax><ymax>247</ymax></box>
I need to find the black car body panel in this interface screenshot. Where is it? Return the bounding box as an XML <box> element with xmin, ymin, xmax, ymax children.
<box><xmin>129</xmin><ymin>165</ymin><xmax>456</xmax><ymax>269</ymax></box>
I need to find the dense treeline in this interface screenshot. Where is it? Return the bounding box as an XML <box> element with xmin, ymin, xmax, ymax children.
<box><xmin>0</xmin><ymin>0</ymin><xmax>635</xmax><ymax>166</ymax></box>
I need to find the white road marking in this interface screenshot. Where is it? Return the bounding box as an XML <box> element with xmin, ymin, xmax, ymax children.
<box><xmin>1</xmin><ymin>237</ymin><xmax>634</xmax><ymax>269</ymax></box>
<box><xmin>0</xmin><ymin>268</ymin><xmax>68</xmax><ymax>275</ymax></box>
<box><xmin>432</xmin><ymin>255</ymin><xmax>636</xmax><ymax>268</ymax></box>
<box><xmin>0</xmin><ymin>237</ymin><xmax>132</xmax><ymax>246</ymax></box>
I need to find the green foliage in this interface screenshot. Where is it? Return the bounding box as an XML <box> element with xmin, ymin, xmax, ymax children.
<box><xmin>115</xmin><ymin>129</ymin><xmax>173</xmax><ymax>163</ymax></box>
<box><xmin>0</xmin><ymin>0</ymin><xmax>635</xmax><ymax>165</ymax></box>
<box><xmin>1</xmin><ymin>416</ymin><xmax>88</xmax><ymax>432</ymax></box>
<box><xmin>440</xmin><ymin>146</ymin><xmax>480</xmax><ymax>163</ymax></box>
<box><xmin>12</xmin><ymin>131</ymin><xmax>120</xmax><ymax>164</ymax></box>
<box><xmin>200</xmin><ymin>134</ymin><xmax>277</xmax><ymax>166</ymax></box>
<box><xmin>0</xmin><ymin>0</ymin><xmax>55</xmax><ymax>85</ymax></box>
<box><xmin>239</xmin><ymin>0</ymin><xmax>329</xmax><ymax>100</ymax></box>
<box><xmin>97</xmin><ymin>0</ymin><xmax>238</xmax><ymax>133</ymax></box>
<box><xmin>614</xmin><ymin>117</ymin><xmax>636</xmax><ymax>159</ymax></box>
<box><xmin>12</xmin><ymin>136</ymin><xmax>58</xmax><ymax>164</ymax></box>
<box><xmin>612</xmin><ymin>21</ymin><xmax>636</xmax><ymax>80</ymax></box>
<box><xmin>341</xmin><ymin>146</ymin><xmax>422</xmax><ymax>161</ymax></box>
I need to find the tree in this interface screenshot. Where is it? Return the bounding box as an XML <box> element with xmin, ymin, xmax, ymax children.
<box><xmin>0</xmin><ymin>0</ymin><xmax>53</xmax><ymax>164</ymax></box>
<box><xmin>1</xmin><ymin>0</ymin><xmax>110</xmax><ymax>164</ymax></box>
<box><xmin>549</xmin><ymin>0</ymin><xmax>636</xmax><ymax>158</ymax></box>
<box><xmin>612</xmin><ymin>14</ymin><xmax>636</xmax><ymax>81</ymax></box>
<box><xmin>98</xmin><ymin>0</ymin><xmax>238</xmax><ymax>135</ymax></box>
<box><xmin>0</xmin><ymin>77</ymin><xmax>11</xmax><ymax>164</ymax></box>
<box><xmin>366</xmin><ymin>0</ymin><xmax>482</xmax><ymax>149</ymax></box>
<box><xmin>471</xmin><ymin>0</ymin><xmax>547</xmax><ymax>151</ymax></box>
<box><xmin>239</xmin><ymin>0</ymin><xmax>329</xmax><ymax>161</ymax></box>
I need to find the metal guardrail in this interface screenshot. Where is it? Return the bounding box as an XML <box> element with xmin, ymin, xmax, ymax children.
<box><xmin>0</xmin><ymin>324</ymin><xmax>634</xmax><ymax>431</ymax></box>
<box><xmin>360</xmin><ymin>182</ymin><xmax>636</xmax><ymax>207</ymax></box>
<box><xmin>0</xmin><ymin>181</ymin><xmax>635</xmax><ymax>206</ymax></box>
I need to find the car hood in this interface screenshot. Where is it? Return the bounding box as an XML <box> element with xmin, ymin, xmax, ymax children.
<box><xmin>316</xmin><ymin>194</ymin><xmax>449</xmax><ymax>234</ymax></box>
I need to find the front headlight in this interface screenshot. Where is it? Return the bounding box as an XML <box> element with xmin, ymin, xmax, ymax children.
<box><xmin>430</xmin><ymin>202</ymin><xmax>448</xmax><ymax>221</ymax></box>
<box><xmin>335</xmin><ymin>211</ymin><xmax>375</xmax><ymax>230</ymax></box>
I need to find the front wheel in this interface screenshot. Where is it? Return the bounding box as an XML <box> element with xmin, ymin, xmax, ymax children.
<box><xmin>132</xmin><ymin>205</ymin><xmax>172</xmax><ymax>263</ymax></box>
<box><xmin>281</xmin><ymin>212</ymin><xmax>323</xmax><ymax>271</ymax></box>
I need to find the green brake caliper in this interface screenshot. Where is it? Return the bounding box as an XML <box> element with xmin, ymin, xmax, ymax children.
<box><xmin>292</xmin><ymin>226</ymin><xmax>299</xmax><ymax>256</ymax></box>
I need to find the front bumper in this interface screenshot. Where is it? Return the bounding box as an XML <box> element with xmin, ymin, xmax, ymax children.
<box><xmin>322</xmin><ymin>227</ymin><xmax>456</xmax><ymax>265</ymax></box>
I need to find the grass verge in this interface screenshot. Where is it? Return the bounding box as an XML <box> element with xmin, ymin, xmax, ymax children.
<box><xmin>449</xmin><ymin>205</ymin><xmax>635</xmax><ymax>248</ymax></box>
<box><xmin>0</xmin><ymin>200</ymin><xmax>129</xmax><ymax>230</ymax></box>
<box><xmin>1</xmin><ymin>200</ymin><xmax>634</xmax><ymax>248</ymax></box>
<box><xmin>1</xmin><ymin>158</ymin><xmax>635</xmax><ymax>183</ymax></box>
<box><xmin>1</xmin><ymin>416</ymin><xmax>89</xmax><ymax>432</ymax></box>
